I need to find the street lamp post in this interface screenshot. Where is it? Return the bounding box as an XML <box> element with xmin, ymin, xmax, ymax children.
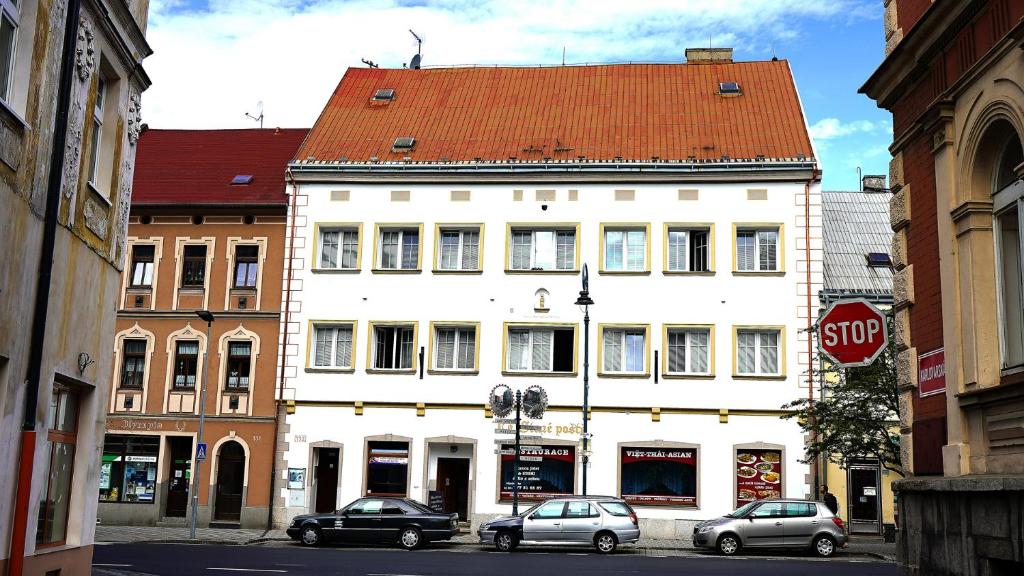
<box><xmin>190</xmin><ymin>310</ymin><xmax>215</xmax><ymax>540</ymax></box>
<box><xmin>575</xmin><ymin>265</ymin><xmax>594</xmax><ymax>496</ymax></box>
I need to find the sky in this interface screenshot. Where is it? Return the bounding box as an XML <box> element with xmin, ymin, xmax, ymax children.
<box><xmin>143</xmin><ymin>0</ymin><xmax>894</xmax><ymax>191</ymax></box>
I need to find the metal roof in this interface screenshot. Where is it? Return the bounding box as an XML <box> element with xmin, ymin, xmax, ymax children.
<box><xmin>822</xmin><ymin>190</ymin><xmax>894</xmax><ymax>298</ymax></box>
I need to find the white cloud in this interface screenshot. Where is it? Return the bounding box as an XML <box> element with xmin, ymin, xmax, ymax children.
<box><xmin>809</xmin><ymin>117</ymin><xmax>888</xmax><ymax>141</ymax></box>
<box><xmin>140</xmin><ymin>0</ymin><xmax>876</xmax><ymax>128</ymax></box>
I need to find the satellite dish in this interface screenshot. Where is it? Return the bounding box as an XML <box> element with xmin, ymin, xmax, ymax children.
<box><xmin>490</xmin><ymin>384</ymin><xmax>514</xmax><ymax>418</ymax></box>
<box><xmin>521</xmin><ymin>385</ymin><xmax>548</xmax><ymax>419</ymax></box>
<box><xmin>410</xmin><ymin>53</ymin><xmax>421</xmax><ymax>70</ymax></box>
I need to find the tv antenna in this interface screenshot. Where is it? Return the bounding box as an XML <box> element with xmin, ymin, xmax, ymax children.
<box><xmin>361</xmin><ymin>58</ymin><xmax>379</xmax><ymax>68</ymax></box>
<box><xmin>245</xmin><ymin>101</ymin><xmax>264</xmax><ymax>128</ymax></box>
<box><xmin>409</xmin><ymin>29</ymin><xmax>422</xmax><ymax>69</ymax></box>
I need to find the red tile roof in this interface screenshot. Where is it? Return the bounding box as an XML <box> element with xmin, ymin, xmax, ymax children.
<box><xmin>133</xmin><ymin>128</ymin><xmax>308</xmax><ymax>206</ymax></box>
<box><xmin>296</xmin><ymin>61</ymin><xmax>814</xmax><ymax>165</ymax></box>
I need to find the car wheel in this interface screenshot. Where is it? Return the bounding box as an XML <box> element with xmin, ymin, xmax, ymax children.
<box><xmin>716</xmin><ymin>533</ymin><xmax>741</xmax><ymax>556</ymax></box>
<box><xmin>299</xmin><ymin>525</ymin><xmax>321</xmax><ymax>547</ymax></box>
<box><xmin>813</xmin><ymin>534</ymin><xmax>836</xmax><ymax>557</ymax></box>
<box><xmin>399</xmin><ymin>527</ymin><xmax>422</xmax><ymax>550</ymax></box>
<box><xmin>594</xmin><ymin>532</ymin><xmax>617</xmax><ymax>554</ymax></box>
<box><xmin>495</xmin><ymin>530</ymin><xmax>519</xmax><ymax>552</ymax></box>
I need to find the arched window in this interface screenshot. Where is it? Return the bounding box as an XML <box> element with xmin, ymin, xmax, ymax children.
<box><xmin>995</xmin><ymin>136</ymin><xmax>1023</xmax><ymax>193</ymax></box>
<box><xmin>990</xmin><ymin>127</ymin><xmax>1024</xmax><ymax>370</ymax></box>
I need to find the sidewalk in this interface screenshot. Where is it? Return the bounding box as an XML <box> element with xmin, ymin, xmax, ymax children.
<box><xmin>94</xmin><ymin>525</ymin><xmax>895</xmax><ymax>561</ymax></box>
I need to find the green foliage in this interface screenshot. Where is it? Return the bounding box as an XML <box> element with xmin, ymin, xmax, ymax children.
<box><xmin>782</xmin><ymin>325</ymin><xmax>903</xmax><ymax>476</ymax></box>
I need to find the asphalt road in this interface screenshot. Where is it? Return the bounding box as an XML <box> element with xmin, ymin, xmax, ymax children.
<box><xmin>93</xmin><ymin>543</ymin><xmax>897</xmax><ymax>576</ymax></box>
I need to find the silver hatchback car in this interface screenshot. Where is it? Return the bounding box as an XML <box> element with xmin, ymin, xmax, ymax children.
<box><xmin>478</xmin><ymin>496</ymin><xmax>641</xmax><ymax>553</ymax></box>
<box><xmin>692</xmin><ymin>499</ymin><xmax>848</xmax><ymax>557</ymax></box>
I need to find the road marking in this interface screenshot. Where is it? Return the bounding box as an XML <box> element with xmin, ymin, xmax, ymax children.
<box><xmin>207</xmin><ymin>569</ymin><xmax>287</xmax><ymax>573</ymax></box>
<box><xmin>93</xmin><ymin>564</ymin><xmax>132</xmax><ymax>567</ymax></box>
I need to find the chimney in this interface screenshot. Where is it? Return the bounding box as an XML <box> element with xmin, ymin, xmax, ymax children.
<box><xmin>862</xmin><ymin>175</ymin><xmax>887</xmax><ymax>192</ymax></box>
<box><xmin>685</xmin><ymin>48</ymin><xmax>734</xmax><ymax>63</ymax></box>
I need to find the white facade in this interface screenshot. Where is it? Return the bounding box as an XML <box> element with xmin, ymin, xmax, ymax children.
<box><xmin>277</xmin><ymin>175</ymin><xmax>822</xmax><ymax>536</ymax></box>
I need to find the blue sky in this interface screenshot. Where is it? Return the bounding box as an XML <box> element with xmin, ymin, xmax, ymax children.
<box><xmin>144</xmin><ymin>0</ymin><xmax>892</xmax><ymax>190</ymax></box>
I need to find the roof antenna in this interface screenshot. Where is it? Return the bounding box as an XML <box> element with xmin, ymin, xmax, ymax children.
<box><xmin>409</xmin><ymin>29</ymin><xmax>423</xmax><ymax>69</ymax></box>
<box><xmin>857</xmin><ymin>166</ymin><xmax>863</xmax><ymax>190</ymax></box>
<box><xmin>562</xmin><ymin>46</ymin><xmax>566</xmax><ymax>65</ymax></box>
<box><xmin>771</xmin><ymin>44</ymin><xmax>778</xmax><ymax>61</ymax></box>
<box><xmin>361</xmin><ymin>58</ymin><xmax>379</xmax><ymax>68</ymax></box>
<box><xmin>709</xmin><ymin>33</ymin><xmax>712</xmax><ymax>48</ymax></box>
<box><xmin>245</xmin><ymin>101</ymin><xmax>264</xmax><ymax>129</ymax></box>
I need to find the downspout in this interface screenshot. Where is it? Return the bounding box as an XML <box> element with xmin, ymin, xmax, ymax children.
<box><xmin>805</xmin><ymin>170</ymin><xmax>821</xmax><ymax>498</ymax></box>
<box><xmin>9</xmin><ymin>2</ymin><xmax>81</xmax><ymax>574</ymax></box>
<box><xmin>267</xmin><ymin>169</ymin><xmax>299</xmax><ymax>530</ymax></box>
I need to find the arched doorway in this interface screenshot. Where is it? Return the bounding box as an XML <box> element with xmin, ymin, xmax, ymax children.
<box><xmin>214</xmin><ymin>441</ymin><xmax>246</xmax><ymax>522</ymax></box>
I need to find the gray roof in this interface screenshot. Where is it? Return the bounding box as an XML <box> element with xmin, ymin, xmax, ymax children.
<box><xmin>822</xmin><ymin>191</ymin><xmax>894</xmax><ymax>298</ymax></box>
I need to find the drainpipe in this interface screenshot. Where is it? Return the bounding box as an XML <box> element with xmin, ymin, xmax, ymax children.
<box><xmin>805</xmin><ymin>171</ymin><xmax>821</xmax><ymax>498</ymax></box>
<box><xmin>267</xmin><ymin>169</ymin><xmax>299</xmax><ymax>530</ymax></box>
<box><xmin>8</xmin><ymin>2</ymin><xmax>81</xmax><ymax>575</ymax></box>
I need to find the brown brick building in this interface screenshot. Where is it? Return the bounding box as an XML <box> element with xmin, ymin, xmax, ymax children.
<box><xmin>862</xmin><ymin>1</ymin><xmax>1024</xmax><ymax>574</ymax></box>
<box><xmin>98</xmin><ymin>128</ymin><xmax>306</xmax><ymax>528</ymax></box>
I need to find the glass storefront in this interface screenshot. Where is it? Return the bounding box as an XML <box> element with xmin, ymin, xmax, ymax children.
<box><xmin>100</xmin><ymin>435</ymin><xmax>160</xmax><ymax>503</ymax></box>
<box><xmin>365</xmin><ymin>441</ymin><xmax>409</xmax><ymax>496</ymax></box>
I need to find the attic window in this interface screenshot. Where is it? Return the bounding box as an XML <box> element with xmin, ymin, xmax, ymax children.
<box><xmin>866</xmin><ymin>252</ymin><xmax>893</xmax><ymax>267</ymax></box>
<box><xmin>231</xmin><ymin>175</ymin><xmax>254</xmax><ymax>185</ymax></box>
<box><xmin>718</xmin><ymin>81</ymin><xmax>741</xmax><ymax>95</ymax></box>
<box><xmin>392</xmin><ymin>137</ymin><xmax>415</xmax><ymax>151</ymax></box>
<box><xmin>373</xmin><ymin>88</ymin><xmax>395</xmax><ymax>101</ymax></box>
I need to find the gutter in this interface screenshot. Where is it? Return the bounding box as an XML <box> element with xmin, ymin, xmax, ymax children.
<box><xmin>289</xmin><ymin>159</ymin><xmax>817</xmax><ymax>175</ymax></box>
<box><xmin>9</xmin><ymin>2</ymin><xmax>81</xmax><ymax>574</ymax></box>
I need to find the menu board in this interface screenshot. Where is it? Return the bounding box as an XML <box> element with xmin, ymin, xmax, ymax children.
<box><xmin>735</xmin><ymin>449</ymin><xmax>782</xmax><ymax>507</ymax></box>
<box><xmin>499</xmin><ymin>445</ymin><xmax>575</xmax><ymax>502</ymax></box>
<box><xmin>620</xmin><ymin>447</ymin><xmax>697</xmax><ymax>506</ymax></box>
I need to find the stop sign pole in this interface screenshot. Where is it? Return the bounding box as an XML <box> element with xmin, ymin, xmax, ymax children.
<box><xmin>817</xmin><ymin>298</ymin><xmax>889</xmax><ymax>368</ymax></box>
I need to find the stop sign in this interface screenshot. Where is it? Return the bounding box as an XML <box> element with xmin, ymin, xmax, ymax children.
<box><xmin>818</xmin><ymin>298</ymin><xmax>889</xmax><ymax>367</ymax></box>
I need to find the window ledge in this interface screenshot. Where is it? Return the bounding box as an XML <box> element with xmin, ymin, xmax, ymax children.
<box><xmin>661</xmin><ymin>373</ymin><xmax>715</xmax><ymax>380</ymax></box>
<box><xmin>371</xmin><ymin>269</ymin><xmax>422</xmax><ymax>274</ymax></box>
<box><xmin>126</xmin><ymin>286</ymin><xmax>152</xmax><ymax>291</ymax></box>
<box><xmin>88</xmin><ymin>181</ymin><xmax>113</xmax><ymax>206</ymax></box>
<box><xmin>0</xmin><ymin>97</ymin><xmax>30</xmax><ymax>131</ymax></box>
<box><xmin>501</xmin><ymin>370</ymin><xmax>578</xmax><ymax>378</ymax></box>
<box><xmin>366</xmin><ymin>368</ymin><xmax>418</xmax><ymax>375</ymax></box>
<box><xmin>597</xmin><ymin>372</ymin><xmax>651</xmax><ymax>379</ymax></box>
<box><xmin>598</xmin><ymin>270</ymin><xmax>652</xmax><ymax>276</ymax></box>
<box><xmin>732</xmin><ymin>271</ymin><xmax>785</xmax><ymax>277</ymax></box>
<box><xmin>426</xmin><ymin>369</ymin><xmax>480</xmax><ymax>376</ymax></box>
<box><xmin>311</xmin><ymin>268</ymin><xmax>362</xmax><ymax>274</ymax></box>
<box><xmin>432</xmin><ymin>269</ymin><xmax>484</xmax><ymax>275</ymax></box>
<box><xmin>305</xmin><ymin>367</ymin><xmax>355</xmax><ymax>374</ymax></box>
<box><xmin>179</xmin><ymin>286</ymin><xmax>205</xmax><ymax>292</ymax></box>
<box><xmin>504</xmin><ymin>269</ymin><xmax>580</xmax><ymax>275</ymax></box>
<box><xmin>224</xmin><ymin>389</ymin><xmax>251</xmax><ymax>394</ymax></box>
<box><xmin>663</xmin><ymin>270</ymin><xmax>715</xmax><ymax>276</ymax></box>
<box><xmin>732</xmin><ymin>374</ymin><xmax>787</xmax><ymax>381</ymax></box>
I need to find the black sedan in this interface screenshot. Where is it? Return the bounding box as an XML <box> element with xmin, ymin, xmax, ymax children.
<box><xmin>286</xmin><ymin>497</ymin><xmax>460</xmax><ymax>549</ymax></box>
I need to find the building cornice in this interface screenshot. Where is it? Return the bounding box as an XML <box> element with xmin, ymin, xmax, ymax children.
<box><xmin>117</xmin><ymin>310</ymin><xmax>280</xmax><ymax>320</ymax></box>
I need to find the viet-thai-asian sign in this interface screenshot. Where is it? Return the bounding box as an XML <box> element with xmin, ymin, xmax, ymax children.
<box><xmin>620</xmin><ymin>447</ymin><xmax>697</xmax><ymax>506</ymax></box>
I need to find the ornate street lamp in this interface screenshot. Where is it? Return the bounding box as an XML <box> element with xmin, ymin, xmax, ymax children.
<box><xmin>574</xmin><ymin>265</ymin><xmax>594</xmax><ymax>495</ymax></box>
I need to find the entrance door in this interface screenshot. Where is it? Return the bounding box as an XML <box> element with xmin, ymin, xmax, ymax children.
<box><xmin>435</xmin><ymin>457</ymin><xmax>469</xmax><ymax>521</ymax></box>
<box><xmin>314</xmin><ymin>448</ymin><xmax>340</xmax><ymax>513</ymax></box>
<box><xmin>165</xmin><ymin>437</ymin><xmax>193</xmax><ymax>517</ymax></box>
<box><xmin>848</xmin><ymin>463</ymin><xmax>881</xmax><ymax>534</ymax></box>
<box><xmin>214</xmin><ymin>441</ymin><xmax>245</xmax><ymax>522</ymax></box>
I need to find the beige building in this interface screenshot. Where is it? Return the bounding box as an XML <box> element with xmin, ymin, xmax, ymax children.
<box><xmin>0</xmin><ymin>1</ymin><xmax>151</xmax><ymax>574</ymax></box>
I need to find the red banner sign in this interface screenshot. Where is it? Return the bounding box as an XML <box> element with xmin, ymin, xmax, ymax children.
<box><xmin>735</xmin><ymin>449</ymin><xmax>782</xmax><ymax>507</ymax></box>
<box><xmin>918</xmin><ymin>348</ymin><xmax>945</xmax><ymax>398</ymax></box>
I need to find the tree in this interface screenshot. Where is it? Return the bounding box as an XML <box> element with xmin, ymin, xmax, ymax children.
<box><xmin>782</xmin><ymin>326</ymin><xmax>903</xmax><ymax>476</ymax></box>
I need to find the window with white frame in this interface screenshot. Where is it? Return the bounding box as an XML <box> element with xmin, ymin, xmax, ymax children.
<box><xmin>319</xmin><ymin>227</ymin><xmax>359</xmax><ymax>270</ymax></box>
<box><xmin>603</xmin><ymin>227</ymin><xmax>646</xmax><ymax>271</ymax></box>
<box><xmin>666</xmin><ymin>327</ymin><xmax>710</xmax><ymax>375</ymax></box>
<box><xmin>377</xmin><ymin>227</ymin><xmax>419</xmax><ymax>270</ymax></box>
<box><xmin>88</xmin><ymin>75</ymin><xmax>107</xmax><ymax>185</ymax></box>
<box><xmin>736</xmin><ymin>227</ymin><xmax>779</xmax><ymax>272</ymax></box>
<box><xmin>437</xmin><ymin>227</ymin><xmax>480</xmax><ymax>271</ymax></box>
<box><xmin>372</xmin><ymin>324</ymin><xmax>415</xmax><ymax>370</ymax></box>
<box><xmin>510</xmin><ymin>228</ymin><xmax>575</xmax><ymax>271</ymax></box>
<box><xmin>0</xmin><ymin>0</ymin><xmax>18</xmax><ymax>103</ymax></box>
<box><xmin>601</xmin><ymin>327</ymin><xmax>646</xmax><ymax>374</ymax></box>
<box><xmin>736</xmin><ymin>329</ymin><xmax>781</xmax><ymax>375</ymax></box>
<box><xmin>506</xmin><ymin>326</ymin><xmax>575</xmax><ymax>373</ymax></box>
<box><xmin>993</xmin><ymin>136</ymin><xmax>1024</xmax><ymax>369</ymax></box>
<box><xmin>433</xmin><ymin>325</ymin><xmax>476</xmax><ymax>371</ymax></box>
<box><xmin>667</xmin><ymin>227</ymin><xmax>710</xmax><ymax>272</ymax></box>
<box><xmin>313</xmin><ymin>324</ymin><xmax>354</xmax><ymax>369</ymax></box>
<box><xmin>129</xmin><ymin>244</ymin><xmax>155</xmax><ymax>288</ymax></box>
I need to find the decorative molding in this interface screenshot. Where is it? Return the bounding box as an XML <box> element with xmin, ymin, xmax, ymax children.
<box><xmin>62</xmin><ymin>122</ymin><xmax>82</xmax><ymax>198</ymax></box>
<box><xmin>126</xmin><ymin>91</ymin><xmax>142</xmax><ymax>145</ymax></box>
<box><xmin>112</xmin><ymin>158</ymin><xmax>135</xmax><ymax>268</ymax></box>
<box><xmin>75</xmin><ymin>16</ymin><xmax>95</xmax><ymax>82</ymax></box>
<box><xmin>84</xmin><ymin>197</ymin><xmax>109</xmax><ymax>238</ymax></box>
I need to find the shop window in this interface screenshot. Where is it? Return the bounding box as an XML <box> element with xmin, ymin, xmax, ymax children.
<box><xmin>225</xmin><ymin>341</ymin><xmax>252</xmax><ymax>390</ymax></box>
<box><xmin>181</xmin><ymin>245</ymin><xmax>207</xmax><ymax>288</ymax></box>
<box><xmin>99</xmin><ymin>435</ymin><xmax>160</xmax><ymax>503</ymax></box>
<box><xmin>366</xmin><ymin>441</ymin><xmax>409</xmax><ymax>496</ymax></box>
<box><xmin>233</xmin><ymin>245</ymin><xmax>259</xmax><ymax>289</ymax></box>
<box><xmin>129</xmin><ymin>245</ymin><xmax>155</xmax><ymax>288</ymax></box>
<box><xmin>498</xmin><ymin>444</ymin><xmax>575</xmax><ymax>502</ymax></box>
<box><xmin>619</xmin><ymin>446</ymin><xmax>697</xmax><ymax>507</ymax></box>
<box><xmin>172</xmin><ymin>340</ymin><xmax>199</xmax><ymax>389</ymax></box>
<box><xmin>36</xmin><ymin>384</ymin><xmax>79</xmax><ymax>546</ymax></box>
<box><xmin>120</xmin><ymin>339</ymin><xmax>147</xmax><ymax>389</ymax></box>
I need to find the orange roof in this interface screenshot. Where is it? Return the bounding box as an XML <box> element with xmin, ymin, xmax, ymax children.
<box><xmin>296</xmin><ymin>61</ymin><xmax>814</xmax><ymax>165</ymax></box>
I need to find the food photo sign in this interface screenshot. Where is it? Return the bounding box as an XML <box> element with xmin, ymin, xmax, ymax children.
<box><xmin>735</xmin><ymin>449</ymin><xmax>783</xmax><ymax>507</ymax></box>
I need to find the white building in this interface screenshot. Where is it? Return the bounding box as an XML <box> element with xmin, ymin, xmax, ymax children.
<box><xmin>275</xmin><ymin>49</ymin><xmax>823</xmax><ymax>537</ymax></box>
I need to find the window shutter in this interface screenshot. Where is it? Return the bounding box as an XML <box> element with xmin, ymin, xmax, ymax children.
<box><xmin>314</xmin><ymin>327</ymin><xmax>332</xmax><ymax>366</ymax></box>
<box><xmin>321</xmin><ymin>231</ymin><xmax>339</xmax><ymax>268</ymax></box>
<box><xmin>626</xmin><ymin>230</ymin><xmax>645</xmax><ymax>270</ymax></box>
<box><xmin>462</xmin><ymin>232</ymin><xmax>479</xmax><ymax>270</ymax></box>
<box><xmin>605</xmin><ymin>231</ymin><xmax>624</xmax><ymax>270</ymax></box>
<box><xmin>399</xmin><ymin>327</ymin><xmax>414</xmax><ymax>368</ymax></box>
<box><xmin>341</xmin><ymin>230</ymin><xmax>359</xmax><ymax>268</ymax></box>
<box><xmin>457</xmin><ymin>328</ymin><xmax>475</xmax><ymax>369</ymax></box>
<box><xmin>668</xmin><ymin>231</ymin><xmax>686</xmax><ymax>271</ymax></box>
<box><xmin>556</xmin><ymin>231</ymin><xmax>575</xmax><ymax>269</ymax></box>
<box><xmin>758</xmin><ymin>230</ymin><xmax>778</xmax><ymax>271</ymax></box>
<box><xmin>625</xmin><ymin>331</ymin><xmax>645</xmax><ymax>371</ymax></box>
<box><xmin>436</xmin><ymin>328</ymin><xmax>455</xmax><ymax>369</ymax></box>
<box><xmin>737</xmin><ymin>232</ymin><xmax>755</xmax><ymax>271</ymax></box>
<box><xmin>531</xmin><ymin>330</ymin><xmax>552</xmax><ymax>371</ymax></box>
<box><xmin>508</xmin><ymin>329</ymin><xmax>529</xmax><ymax>370</ymax></box>
<box><xmin>668</xmin><ymin>331</ymin><xmax>686</xmax><ymax>372</ymax></box>
<box><xmin>335</xmin><ymin>326</ymin><xmax>353</xmax><ymax>367</ymax></box>
<box><xmin>737</xmin><ymin>332</ymin><xmax>756</xmax><ymax>373</ymax></box>
<box><xmin>690</xmin><ymin>331</ymin><xmax>709</xmax><ymax>373</ymax></box>
<box><xmin>511</xmin><ymin>231</ymin><xmax>531</xmax><ymax>270</ymax></box>
<box><xmin>759</xmin><ymin>331</ymin><xmax>779</xmax><ymax>373</ymax></box>
<box><xmin>603</xmin><ymin>329</ymin><xmax>622</xmax><ymax>372</ymax></box>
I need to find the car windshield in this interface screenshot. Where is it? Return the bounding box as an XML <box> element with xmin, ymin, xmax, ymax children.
<box><xmin>726</xmin><ymin>501</ymin><xmax>762</xmax><ymax>518</ymax></box>
<box><xmin>518</xmin><ymin>503</ymin><xmax>542</xmax><ymax>517</ymax></box>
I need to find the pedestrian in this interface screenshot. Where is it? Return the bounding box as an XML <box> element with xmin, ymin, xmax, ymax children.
<box><xmin>821</xmin><ymin>485</ymin><xmax>839</xmax><ymax>515</ymax></box>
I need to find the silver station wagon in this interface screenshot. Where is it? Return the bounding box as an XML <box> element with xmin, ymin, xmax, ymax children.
<box><xmin>478</xmin><ymin>496</ymin><xmax>641</xmax><ymax>553</ymax></box>
<box><xmin>692</xmin><ymin>499</ymin><xmax>849</xmax><ymax>557</ymax></box>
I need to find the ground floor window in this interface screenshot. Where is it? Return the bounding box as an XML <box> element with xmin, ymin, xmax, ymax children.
<box><xmin>100</xmin><ymin>435</ymin><xmax>161</xmax><ymax>503</ymax></box>
<box><xmin>620</xmin><ymin>446</ymin><xmax>698</xmax><ymax>507</ymax></box>
<box><xmin>498</xmin><ymin>444</ymin><xmax>575</xmax><ymax>502</ymax></box>
<box><xmin>366</xmin><ymin>441</ymin><xmax>409</xmax><ymax>496</ymax></box>
<box><xmin>735</xmin><ymin>448</ymin><xmax>782</xmax><ymax>507</ymax></box>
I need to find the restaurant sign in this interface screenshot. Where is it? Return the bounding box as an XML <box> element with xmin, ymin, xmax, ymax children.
<box><xmin>736</xmin><ymin>449</ymin><xmax>782</xmax><ymax>507</ymax></box>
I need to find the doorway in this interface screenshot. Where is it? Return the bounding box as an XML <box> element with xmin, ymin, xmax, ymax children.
<box><xmin>313</xmin><ymin>447</ymin><xmax>340</xmax><ymax>513</ymax></box>
<box><xmin>436</xmin><ymin>457</ymin><xmax>470</xmax><ymax>521</ymax></box>
<box><xmin>165</xmin><ymin>437</ymin><xmax>193</xmax><ymax>517</ymax></box>
<box><xmin>847</xmin><ymin>461</ymin><xmax>881</xmax><ymax>534</ymax></box>
<box><xmin>214</xmin><ymin>441</ymin><xmax>245</xmax><ymax>522</ymax></box>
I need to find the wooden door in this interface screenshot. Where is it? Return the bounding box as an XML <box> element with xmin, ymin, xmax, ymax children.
<box><xmin>214</xmin><ymin>441</ymin><xmax>245</xmax><ymax>522</ymax></box>
<box><xmin>436</xmin><ymin>457</ymin><xmax>470</xmax><ymax>521</ymax></box>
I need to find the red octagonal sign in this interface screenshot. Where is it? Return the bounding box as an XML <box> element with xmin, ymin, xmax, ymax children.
<box><xmin>818</xmin><ymin>298</ymin><xmax>889</xmax><ymax>367</ymax></box>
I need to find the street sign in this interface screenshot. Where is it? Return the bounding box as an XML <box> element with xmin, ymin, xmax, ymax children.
<box><xmin>519</xmin><ymin>424</ymin><xmax>544</xmax><ymax>431</ymax></box>
<box><xmin>493</xmin><ymin>429</ymin><xmax>518</xmax><ymax>435</ymax></box>
<box><xmin>519</xmin><ymin>434</ymin><xmax>542</xmax><ymax>440</ymax></box>
<box><xmin>493</xmin><ymin>418</ymin><xmax>517</xmax><ymax>424</ymax></box>
<box><xmin>520</xmin><ymin>456</ymin><xmax>542</xmax><ymax>462</ymax></box>
<box><xmin>520</xmin><ymin>445</ymin><xmax>542</xmax><ymax>451</ymax></box>
<box><xmin>495</xmin><ymin>449</ymin><xmax>516</xmax><ymax>455</ymax></box>
<box><xmin>196</xmin><ymin>442</ymin><xmax>208</xmax><ymax>461</ymax></box>
<box><xmin>818</xmin><ymin>298</ymin><xmax>889</xmax><ymax>367</ymax></box>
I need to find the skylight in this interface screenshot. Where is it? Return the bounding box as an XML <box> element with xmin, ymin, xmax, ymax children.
<box><xmin>231</xmin><ymin>175</ymin><xmax>254</xmax><ymax>185</ymax></box>
<box><xmin>373</xmin><ymin>88</ymin><xmax>396</xmax><ymax>101</ymax></box>
<box><xmin>392</xmin><ymin>137</ymin><xmax>415</xmax><ymax>150</ymax></box>
<box><xmin>719</xmin><ymin>81</ymin><xmax>741</xmax><ymax>95</ymax></box>
<box><xmin>866</xmin><ymin>252</ymin><xmax>893</xmax><ymax>267</ymax></box>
